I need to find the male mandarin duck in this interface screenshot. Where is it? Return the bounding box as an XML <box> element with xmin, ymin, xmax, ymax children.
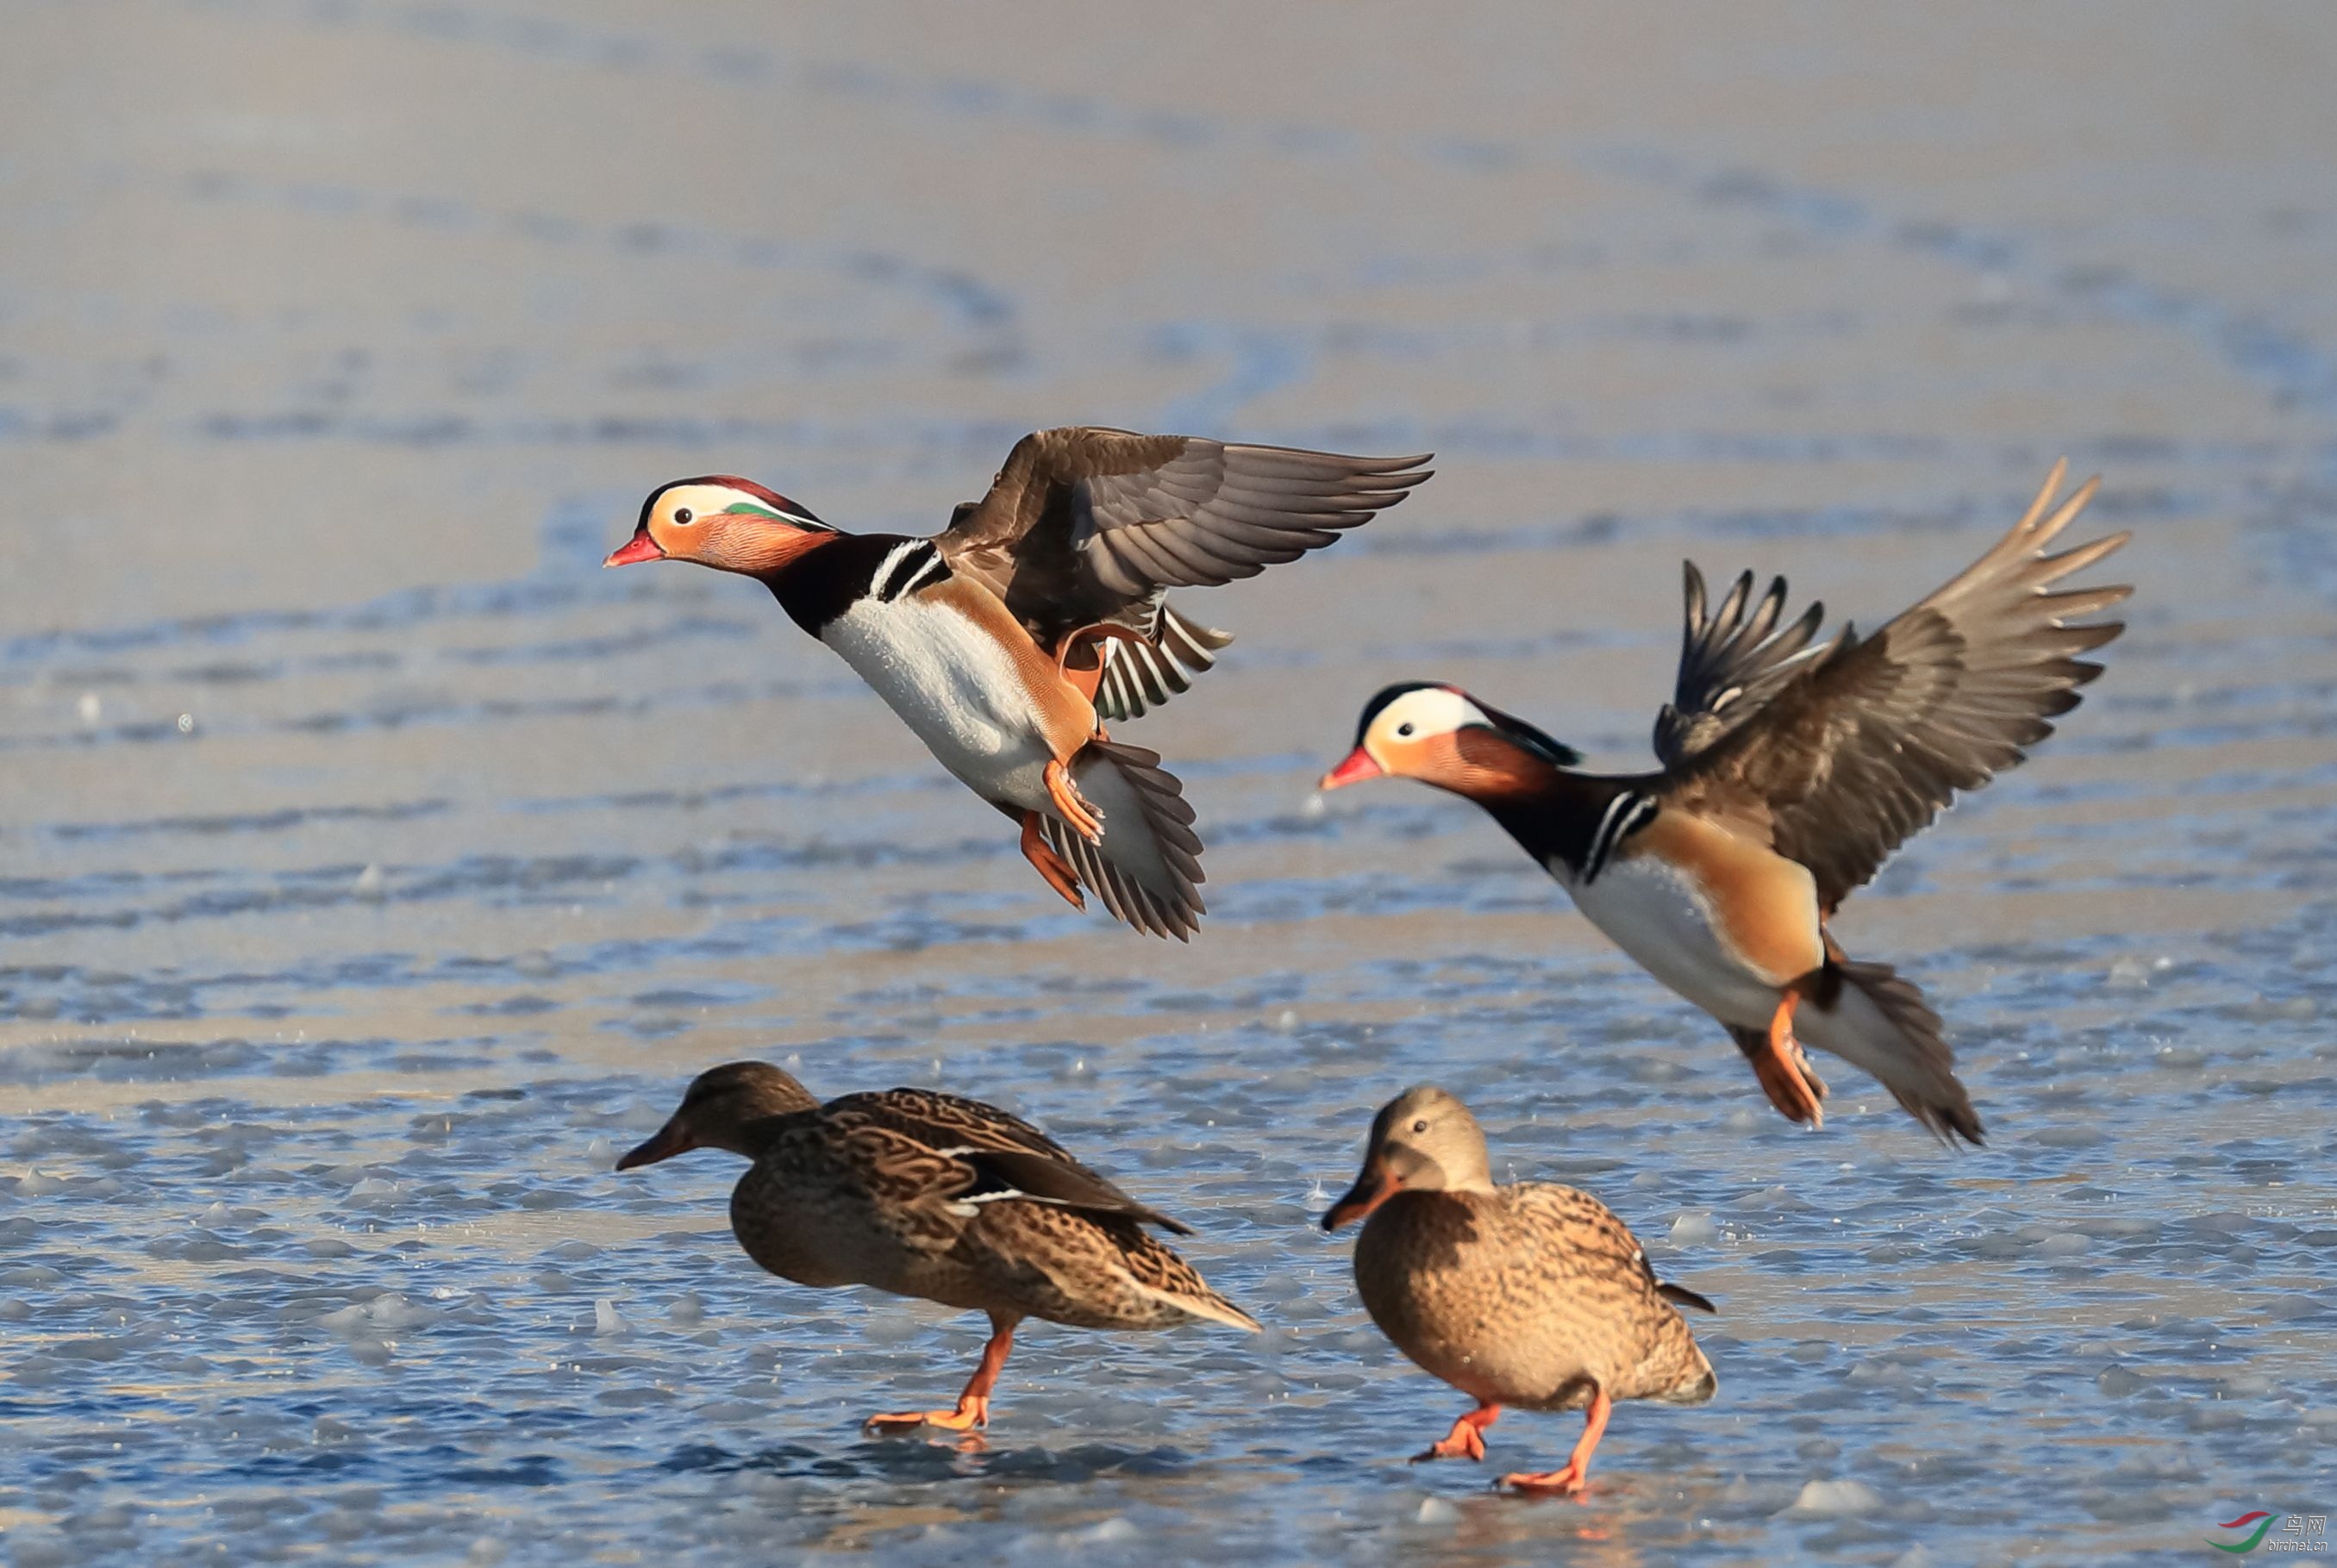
<box><xmin>1322</xmin><ymin>1086</ymin><xmax>1715</xmax><ymax>1496</ymax></box>
<box><xmin>616</xmin><ymin>1061</ymin><xmax>1259</xmax><ymax>1437</ymax></box>
<box><xmin>1322</xmin><ymin>462</ymin><xmax>2130</xmax><ymax>1142</ymax></box>
<box><xmin>607</xmin><ymin>428</ymin><xmax>1431</xmax><ymax>937</ymax></box>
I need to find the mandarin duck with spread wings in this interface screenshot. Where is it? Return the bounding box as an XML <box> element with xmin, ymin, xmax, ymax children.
<box><xmin>608</xmin><ymin>427</ymin><xmax>1430</xmax><ymax>937</ymax></box>
<box><xmin>1320</xmin><ymin>462</ymin><xmax>2130</xmax><ymax>1143</ymax></box>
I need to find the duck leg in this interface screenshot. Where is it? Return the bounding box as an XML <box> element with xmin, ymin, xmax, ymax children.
<box><xmin>1044</xmin><ymin>758</ymin><xmax>1104</xmax><ymax>844</ymax></box>
<box><xmin>865</xmin><ymin>1313</ymin><xmax>1018</xmax><ymax>1434</ymax></box>
<box><xmin>1019</xmin><ymin>811</ymin><xmax>1085</xmax><ymax>910</ymax></box>
<box><xmin>1498</xmin><ymin>1386</ymin><xmax>1609</xmax><ymax>1495</ymax></box>
<box><xmin>1412</xmin><ymin>1402</ymin><xmax>1500</xmax><ymax>1464</ymax></box>
<box><xmin>1733</xmin><ymin>983</ymin><xmax>1828</xmax><ymax>1128</ymax></box>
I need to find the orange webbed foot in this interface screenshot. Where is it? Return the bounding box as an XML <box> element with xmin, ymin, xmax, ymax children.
<box><xmin>1497</xmin><ymin>1387</ymin><xmax>1607</xmax><ymax>1496</ymax></box>
<box><xmin>1412</xmin><ymin>1403</ymin><xmax>1498</xmax><ymax>1465</ymax></box>
<box><xmin>1044</xmin><ymin>758</ymin><xmax>1104</xmax><ymax>844</ymax></box>
<box><xmin>1019</xmin><ymin>811</ymin><xmax>1085</xmax><ymax>910</ymax></box>
<box><xmin>864</xmin><ymin>1395</ymin><xmax>989</xmax><ymax>1434</ymax></box>
<box><xmin>1497</xmin><ymin>1462</ymin><xmax>1587</xmax><ymax>1496</ymax></box>
<box><xmin>1751</xmin><ymin>992</ymin><xmax>1826</xmax><ymax>1128</ymax></box>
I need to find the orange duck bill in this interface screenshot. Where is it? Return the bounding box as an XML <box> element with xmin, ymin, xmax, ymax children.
<box><xmin>614</xmin><ymin>1116</ymin><xmax>693</xmax><ymax>1170</ymax></box>
<box><xmin>1321</xmin><ymin>1163</ymin><xmax>1401</xmax><ymax>1230</ymax></box>
<box><xmin>1318</xmin><ymin>746</ymin><xmax>1383</xmax><ymax>790</ymax></box>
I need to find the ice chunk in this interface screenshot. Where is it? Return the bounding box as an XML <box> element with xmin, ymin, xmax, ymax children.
<box><xmin>318</xmin><ymin>1293</ymin><xmax>437</xmax><ymax>1335</ymax></box>
<box><xmin>1415</xmin><ymin>1496</ymin><xmax>1459</xmax><ymax>1526</ymax></box>
<box><xmin>593</xmin><ymin>1299</ymin><xmax>631</xmax><ymax>1337</ymax></box>
<box><xmin>1671</xmin><ymin>1212</ymin><xmax>1719</xmax><ymax>1245</ymax></box>
<box><xmin>365</xmin><ymin>1293</ymin><xmax>435</xmax><ymax>1331</ymax></box>
<box><xmin>1780</xmin><ymin>1478</ymin><xmax>1882</xmax><ymax>1517</ymax></box>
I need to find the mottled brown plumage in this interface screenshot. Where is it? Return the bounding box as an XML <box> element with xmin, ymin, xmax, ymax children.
<box><xmin>938</xmin><ymin>426</ymin><xmax>1432</xmax><ymax>720</ymax></box>
<box><xmin>1323</xmin><ymin>463</ymin><xmax>2129</xmax><ymax>1145</ymax></box>
<box><xmin>616</xmin><ymin>1062</ymin><xmax>1258</xmax><ymax>1436</ymax></box>
<box><xmin>1322</xmin><ymin>1087</ymin><xmax>1714</xmax><ymax>1496</ymax></box>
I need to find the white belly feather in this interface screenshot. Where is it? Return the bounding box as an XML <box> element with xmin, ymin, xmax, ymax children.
<box><xmin>821</xmin><ymin>597</ymin><xmax>1058</xmax><ymax>810</ymax></box>
<box><xmin>1556</xmin><ymin>854</ymin><xmax>1779</xmax><ymax>1028</ymax></box>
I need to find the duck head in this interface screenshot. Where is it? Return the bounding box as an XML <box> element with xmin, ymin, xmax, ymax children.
<box><xmin>605</xmin><ymin>478</ymin><xmax>838</xmax><ymax>577</ymax></box>
<box><xmin>1319</xmin><ymin>682</ymin><xmax>1582</xmax><ymax>797</ymax></box>
<box><xmin>1322</xmin><ymin>1084</ymin><xmax>1496</xmax><ymax>1230</ymax></box>
<box><xmin>615</xmin><ymin>1060</ymin><xmax>821</xmax><ymax>1169</ymax></box>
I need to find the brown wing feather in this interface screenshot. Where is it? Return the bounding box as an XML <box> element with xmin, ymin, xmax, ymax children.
<box><xmin>935</xmin><ymin>426</ymin><xmax>1431</xmax><ymax>654</ymax></box>
<box><xmin>826</xmin><ymin>1088</ymin><xmax>1192</xmax><ymax>1234</ymax></box>
<box><xmin>1666</xmin><ymin>461</ymin><xmax>2129</xmax><ymax>909</ymax></box>
<box><xmin>1654</xmin><ymin>564</ymin><xmax>1828</xmax><ymax>766</ymax></box>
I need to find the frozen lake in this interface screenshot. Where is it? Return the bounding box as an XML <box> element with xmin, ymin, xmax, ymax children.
<box><xmin>3</xmin><ymin>2</ymin><xmax>2334</xmax><ymax>1562</ymax></box>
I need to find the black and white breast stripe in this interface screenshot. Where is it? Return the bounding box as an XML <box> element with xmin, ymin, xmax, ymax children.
<box><xmin>868</xmin><ymin>539</ymin><xmax>952</xmax><ymax>603</ymax></box>
<box><xmin>770</xmin><ymin>533</ymin><xmax>957</xmax><ymax>634</ymax></box>
<box><xmin>1580</xmin><ymin>791</ymin><xmax>1659</xmax><ymax>884</ymax></box>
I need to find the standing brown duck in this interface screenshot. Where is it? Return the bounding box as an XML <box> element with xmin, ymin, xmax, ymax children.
<box><xmin>1321</xmin><ymin>463</ymin><xmax>2128</xmax><ymax>1140</ymax></box>
<box><xmin>607</xmin><ymin>428</ymin><xmax>1430</xmax><ymax>937</ymax></box>
<box><xmin>1322</xmin><ymin>1086</ymin><xmax>1715</xmax><ymax>1495</ymax></box>
<box><xmin>616</xmin><ymin>1061</ymin><xmax>1259</xmax><ymax>1435</ymax></box>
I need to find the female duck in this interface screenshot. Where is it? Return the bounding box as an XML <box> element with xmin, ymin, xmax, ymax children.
<box><xmin>1322</xmin><ymin>1085</ymin><xmax>1715</xmax><ymax>1495</ymax></box>
<box><xmin>618</xmin><ymin>1061</ymin><xmax>1259</xmax><ymax>1434</ymax></box>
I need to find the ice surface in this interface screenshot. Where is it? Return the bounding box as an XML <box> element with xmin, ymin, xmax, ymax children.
<box><xmin>2</xmin><ymin>6</ymin><xmax>2332</xmax><ymax>1566</ymax></box>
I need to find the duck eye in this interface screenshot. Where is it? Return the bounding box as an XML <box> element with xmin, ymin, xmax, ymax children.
<box><xmin>1411</xmin><ymin>1118</ymin><xmax>1428</xmax><ymax>1134</ymax></box>
<box><xmin>672</xmin><ymin>507</ymin><xmax>694</xmax><ymax>525</ymax></box>
<box><xmin>1397</xmin><ymin>722</ymin><xmax>1415</xmax><ymax>737</ymax></box>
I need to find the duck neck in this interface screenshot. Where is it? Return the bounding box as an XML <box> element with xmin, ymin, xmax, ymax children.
<box><xmin>1449</xmin><ymin>737</ymin><xmax>1642</xmax><ymax>879</ymax></box>
<box><xmin>728</xmin><ymin>1108</ymin><xmax>811</xmax><ymax>1160</ymax></box>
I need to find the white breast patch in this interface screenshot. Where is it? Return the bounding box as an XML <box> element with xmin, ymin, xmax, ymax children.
<box><xmin>1560</xmin><ymin>853</ymin><xmax>1780</xmax><ymax>1028</ymax></box>
<box><xmin>821</xmin><ymin>594</ymin><xmax>1057</xmax><ymax>810</ymax></box>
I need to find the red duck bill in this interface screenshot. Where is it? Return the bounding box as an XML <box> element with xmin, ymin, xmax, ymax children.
<box><xmin>1319</xmin><ymin>747</ymin><xmax>1384</xmax><ymax>790</ymax></box>
<box><xmin>603</xmin><ymin>532</ymin><xmax>666</xmax><ymax>567</ymax></box>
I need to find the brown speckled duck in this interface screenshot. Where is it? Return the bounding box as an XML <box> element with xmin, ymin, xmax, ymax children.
<box><xmin>1322</xmin><ymin>1086</ymin><xmax>1715</xmax><ymax>1496</ymax></box>
<box><xmin>616</xmin><ymin>1061</ymin><xmax>1259</xmax><ymax>1435</ymax></box>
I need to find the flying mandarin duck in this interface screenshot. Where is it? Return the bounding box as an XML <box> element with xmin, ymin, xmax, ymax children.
<box><xmin>1322</xmin><ymin>463</ymin><xmax>2129</xmax><ymax>1142</ymax></box>
<box><xmin>609</xmin><ymin>428</ymin><xmax>1430</xmax><ymax>938</ymax></box>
